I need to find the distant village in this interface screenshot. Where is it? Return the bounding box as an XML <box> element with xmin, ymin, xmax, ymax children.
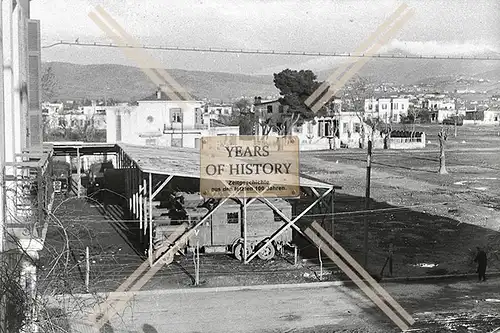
<box><xmin>42</xmin><ymin>77</ymin><xmax>500</xmax><ymax>151</ymax></box>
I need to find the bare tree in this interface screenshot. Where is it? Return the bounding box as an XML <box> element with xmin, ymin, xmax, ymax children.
<box><xmin>438</xmin><ymin>127</ymin><xmax>448</xmax><ymax>174</ymax></box>
<box><xmin>220</xmin><ymin>99</ymin><xmax>256</xmax><ymax>135</ymax></box>
<box><xmin>0</xmin><ymin>187</ymin><xmax>126</xmax><ymax>332</ymax></box>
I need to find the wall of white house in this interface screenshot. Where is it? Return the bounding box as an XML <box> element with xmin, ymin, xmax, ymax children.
<box><xmin>106</xmin><ymin>103</ymin><xmax>238</xmax><ymax>148</ymax></box>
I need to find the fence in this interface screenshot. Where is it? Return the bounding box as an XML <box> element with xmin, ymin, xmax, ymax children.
<box><xmin>388</xmin><ymin>132</ymin><xmax>426</xmax><ymax>149</ymax></box>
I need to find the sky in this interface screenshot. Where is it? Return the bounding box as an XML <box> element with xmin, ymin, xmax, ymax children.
<box><xmin>32</xmin><ymin>0</ymin><xmax>500</xmax><ymax>75</ymax></box>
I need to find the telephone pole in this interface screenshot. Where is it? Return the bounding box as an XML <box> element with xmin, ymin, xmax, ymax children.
<box><xmin>363</xmin><ymin>139</ymin><xmax>372</xmax><ymax>268</ymax></box>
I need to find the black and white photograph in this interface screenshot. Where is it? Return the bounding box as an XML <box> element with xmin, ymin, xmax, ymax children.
<box><xmin>0</xmin><ymin>0</ymin><xmax>499</xmax><ymax>332</ymax></box>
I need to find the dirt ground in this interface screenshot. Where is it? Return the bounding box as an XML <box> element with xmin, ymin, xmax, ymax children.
<box><xmin>300</xmin><ymin>124</ymin><xmax>500</xmax><ymax>278</ymax></box>
<box><xmin>52</xmin><ymin>277</ymin><xmax>500</xmax><ymax>333</ymax></box>
<box><xmin>40</xmin><ymin>125</ymin><xmax>500</xmax><ymax>292</ymax></box>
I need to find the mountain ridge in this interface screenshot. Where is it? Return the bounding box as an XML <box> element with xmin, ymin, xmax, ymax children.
<box><xmin>43</xmin><ymin>59</ymin><xmax>499</xmax><ymax>102</ymax></box>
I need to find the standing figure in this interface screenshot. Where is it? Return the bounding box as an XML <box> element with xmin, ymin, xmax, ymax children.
<box><xmin>474</xmin><ymin>246</ymin><xmax>487</xmax><ymax>282</ymax></box>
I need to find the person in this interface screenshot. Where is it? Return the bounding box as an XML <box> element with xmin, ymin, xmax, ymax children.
<box><xmin>474</xmin><ymin>246</ymin><xmax>487</xmax><ymax>282</ymax></box>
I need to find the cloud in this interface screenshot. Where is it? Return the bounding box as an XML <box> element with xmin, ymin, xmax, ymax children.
<box><xmin>385</xmin><ymin>39</ymin><xmax>500</xmax><ymax>56</ymax></box>
<box><xmin>255</xmin><ymin>39</ymin><xmax>500</xmax><ymax>75</ymax></box>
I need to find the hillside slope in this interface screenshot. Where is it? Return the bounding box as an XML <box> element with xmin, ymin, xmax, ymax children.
<box><xmin>44</xmin><ymin>62</ymin><xmax>277</xmax><ymax>102</ymax></box>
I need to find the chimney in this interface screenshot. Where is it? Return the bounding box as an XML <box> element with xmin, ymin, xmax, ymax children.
<box><xmin>254</xmin><ymin>96</ymin><xmax>262</xmax><ymax>105</ymax></box>
<box><xmin>156</xmin><ymin>87</ymin><xmax>162</xmax><ymax>100</ymax></box>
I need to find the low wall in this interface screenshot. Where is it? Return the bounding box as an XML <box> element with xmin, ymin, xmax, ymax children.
<box><xmin>299</xmin><ymin>137</ymin><xmax>339</xmax><ymax>151</ymax></box>
<box><xmin>389</xmin><ymin>137</ymin><xmax>425</xmax><ymax>149</ymax></box>
<box><xmin>463</xmin><ymin>120</ymin><xmax>500</xmax><ymax>125</ymax></box>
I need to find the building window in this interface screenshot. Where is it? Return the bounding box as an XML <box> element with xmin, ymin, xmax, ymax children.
<box><xmin>353</xmin><ymin>123</ymin><xmax>361</xmax><ymax>133</ymax></box>
<box><xmin>382</xmin><ymin>104</ymin><xmax>387</xmax><ymax>110</ymax></box>
<box><xmin>147</xmin><ymin>115</ymin><xmax>154</xmax><ymax>123</ymax></box>
<box><xmin>227</xmin><ymin>212</ymin><xmax>239</xmax><ymax>224</ymax></box>
<box><xmin>401</xmin><ymin>104</ymin><xmax>405</xmax><ymax>110</ymax></box>
<box><xmin>267</xmin><ymin>105</ymin><xmax>273</xmax><ymax>113</ymax></box>
<box><xmin>368</xmin><ymin>104</ymin><xmax>372</xmax><ymax>110</ymax></box>
<box><xmin>195</xmin><ymin>108</ymin><xmax>203</xmax><ymax>124</ymax></box>
<box><xmin>170</xmin><ymin>108</ymin><xmax>182</xmax><ymax>123</ymax></box>
<box><xmin>343</xmin><ymin>122</ymin><xmax>349</xmax><ymax>133</ymax></box>
<box><xmin>116</xmin><ymin>114</ymin><xmax>122</xmax><ymax>141</ymax></box>
<box><xmin>393</xmin><ymin>103</ymin><xmax>398</xmax><ymax>110</ymax></box>
<box><xmin>307</xmin><ymin>122</ymin><xmax>313</xmax><ymax>134</ymax></box>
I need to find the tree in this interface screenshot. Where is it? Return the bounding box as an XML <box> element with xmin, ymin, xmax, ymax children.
<box><xmin>327</xmin><ymin>101</ymin><xmax>342</xmax><ymax>150</ymax></box>
<box><xmin>224</xmin><ymin>99</ymin><xmax>256</xmax><ymax>135</ymax></box>
<box><xmin>41</xmin><ymin>66</ymin><xmax>57</xmax><ymax>102</ymax></box>
<box><xmin>437</xmin><ymin>127</ymin><xmax>448</xmax><ymax>174</ymax></box>
<box><xmin>273</xmin><ymin>69</ymin><xmax>326</xmax><ymax>135</ymax></box>
<box><xmin>406</xmin><ymin>104</ymin><xmax>421</xmax><ymax>137</ymax></box>
<box><xmin>341</xmin><ymin>76</ymin><xmax>382</xmax><ymax>149</ymax></box>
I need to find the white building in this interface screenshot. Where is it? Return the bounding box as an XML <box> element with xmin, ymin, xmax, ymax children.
<box><xmin>42</xmin><ymin>102</ymin><xmax>64</xmax><ymax>116</ymax></box>
<box><xmin>106</xmin><ymin>91</ymin><xmax>239</xmax><ymax>149</ymax></box>
<box><xmin>253</xmin><ymin>98</ymin><xmax>376</xmax><ymax>150</ymax></box>
<box><xmin>204</xmin><ymin>104</ymin><xmax>234</xmax><ymax>121</ymax></box>
<box><xmin>252</xmin><ymin>96</ymin><xmax>424</xmax><ymax>150</ymax></box>
<box><xmin>423</xmin><ymin>97</ymin><xmax>461</xmax><ymax>123</ymax></box>
<box><xmin>364</xmin><ymin>97</ymin><xmax>410</xmax><ymax>123</ymax></box>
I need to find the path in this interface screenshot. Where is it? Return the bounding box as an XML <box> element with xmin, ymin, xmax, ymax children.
<box><xmin>61</xmin><ymin>277</ymin><xmax>500</xmax><ymax>333</ymax></box>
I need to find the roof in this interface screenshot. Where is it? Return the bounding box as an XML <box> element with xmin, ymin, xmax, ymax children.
<box><xmin>140</xmin><ymin>90</ymin><xmax>200</xmax><ymax>102</ymax></box>
<box><xmin>117</xmin><ymin>143</ymin><xmax>336</xmax><ymax>189</ymax></box>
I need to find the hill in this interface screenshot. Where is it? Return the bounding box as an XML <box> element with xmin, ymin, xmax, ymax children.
<box><xmin>44</xmin><ymin>57</ymin><xmax>500</xmax><ymax>102</ymax></box>
<box><xmin>43</xmin><ymin>62</ymin><xmax>277</xmax><ymax>102</ymax></box>
<box><xmin>317</xmin><ymin>55</ymin><xmax>500</xmax><ymax>86</ymax></box>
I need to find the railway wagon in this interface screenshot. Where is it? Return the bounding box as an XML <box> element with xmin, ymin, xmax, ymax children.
<box><xmin>102</xmin><ymin>169</ymin><xmax>127</xmax><ymax>204</ymax></box>
<box><xmin>87</xmin><ymin>161</ymin><xmax>114</xmax><ymax>198</ymax></box>
<box><xmin>153</xmin><ymin>193</ymin><xmax>293</xmax><ymax>261</ymax></box>
<box><xmin>51</xmin><ymin>160</ymin><xmax>71</xmax><ymax>195</ymax></box>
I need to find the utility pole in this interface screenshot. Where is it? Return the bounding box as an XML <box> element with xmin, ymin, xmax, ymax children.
<box><xmin>181</xmin><ymin>110</ymin><xmax>184</xmax><ymax>148</ymax></box>
<box><xmin>454</xmin><ymin>110</ymin><xmax>457</xmax><ymax>138</ymax></box>
<box><xmin>363</xmin><ymin>138</ymin><xmax>372</xmax><ymax>268</ymax></box>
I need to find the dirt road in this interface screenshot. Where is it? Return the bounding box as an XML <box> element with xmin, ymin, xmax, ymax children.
<box><xmin>66</xmin><ymin>277</ymin><xmax>500</xmax><ymax>333</ymax></box>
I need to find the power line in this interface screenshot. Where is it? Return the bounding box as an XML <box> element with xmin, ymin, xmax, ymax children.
<box><xmin>41</xmin><ymin>40</ymin><xmax>500</xmax><ymax>61</ymax></box>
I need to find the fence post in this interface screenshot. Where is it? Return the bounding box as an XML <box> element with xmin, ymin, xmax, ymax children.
<box><xmin>85</xmin><ymin>247</ymin><xmax>90</xmax><ymax>292</ymax></box>
<box><xmin>318</xmin><ymin>245</ymin><xmax>323</xmax><ymax>281</ymax></box>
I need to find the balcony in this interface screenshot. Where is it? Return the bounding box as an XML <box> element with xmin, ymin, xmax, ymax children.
<box><xmin>163</xmin><ymin>123</ymin><xmax>208</xmax><ymax>133</ymax></box>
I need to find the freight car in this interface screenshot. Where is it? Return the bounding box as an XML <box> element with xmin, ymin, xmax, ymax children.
<box><xmin>51</xmin><ymin>160</ymin><xmax>71</xmax><ymax>195</ymax></box>
<box><xmin>87</xmin><ymin>161</ymin><xmax>114</xmax><ymax>198</ymax></box>
<box><xmin>101</xmin><ymin>168</ymin><xmax>127</xmax><ymax>204</ymax></box>
<box><xmin>152</xmin><ymin>192</ymin><xmax>293</xmax><ymax>261</ymax></box>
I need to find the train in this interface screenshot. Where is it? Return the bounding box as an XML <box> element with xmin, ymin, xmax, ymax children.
<box><xmin>51</xmin><ymin>160</ymin><xmax>72</xmax><ymax>195</ymax></box>
<box><xmin>101</xmin><ymin>169</ymin><xmax>292</xmax><ymax>260</ymax></box>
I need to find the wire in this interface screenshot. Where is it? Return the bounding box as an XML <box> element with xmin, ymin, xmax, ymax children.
<box><xmin>47</xmin><ymin>198</ymin><xmax>476</xmax><ymax>223</ymax></box>
<box><xmin>41</xmin><ymin>40</ymin><xmax>500</xmax><ymax>61</ymax></box>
